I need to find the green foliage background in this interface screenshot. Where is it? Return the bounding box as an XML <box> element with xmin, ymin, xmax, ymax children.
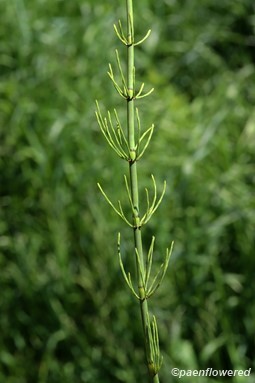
<box><xmin>1</xmin><ymin>1</ymin><xmax>255</xmax><ymax>382</ymax></box>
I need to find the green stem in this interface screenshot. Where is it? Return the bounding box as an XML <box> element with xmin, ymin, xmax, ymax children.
<box><xmin>126</xmin><ymin>1</ymin><xmax>160</xmax><ymax>382</ymax></box>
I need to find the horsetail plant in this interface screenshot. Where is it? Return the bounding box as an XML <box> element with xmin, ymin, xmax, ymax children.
<box><xmin>96</xmin><ymin>1</ymin><xmax>174</xmax><ymax>382</ymax></box>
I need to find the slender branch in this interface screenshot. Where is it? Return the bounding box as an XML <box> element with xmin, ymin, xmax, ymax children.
<box><xmin>97</xmin><ymin>183</ymin><xmax>133</xmax><ymax>227</ymax></box>
<box><xmin>114</xmin><ymin>20</ymin><xmax>128</xmax><ymax>45</ymax></box>
<box><xmin>134</xmin><ymin>29</ymin><xmax>152</xmax><ymax>46</ymax></box>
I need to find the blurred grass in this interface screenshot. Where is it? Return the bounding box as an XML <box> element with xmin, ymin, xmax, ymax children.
<box><xmin>0</xmin><ymin>1</ymin><xmax>255</xmax><ymax>382</ymax></box>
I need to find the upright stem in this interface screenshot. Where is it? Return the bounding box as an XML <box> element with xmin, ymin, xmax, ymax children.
<box><xmin>126</xmin><ymin>1</ymin><xmax>160</xmax><ymax>382</ymax></box>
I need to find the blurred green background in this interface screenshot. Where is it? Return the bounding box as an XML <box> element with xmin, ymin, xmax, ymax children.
<box><xmin>1</xmin><ymin>1</ymin><xmax>255</xmax><ymax>382</ymax></box>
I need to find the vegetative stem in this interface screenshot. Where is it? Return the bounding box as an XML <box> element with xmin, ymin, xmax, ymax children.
<box><xmin>126</xmin><ymin>1</ymin><xmax>160</xmax><ymax>382</ymax></box>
